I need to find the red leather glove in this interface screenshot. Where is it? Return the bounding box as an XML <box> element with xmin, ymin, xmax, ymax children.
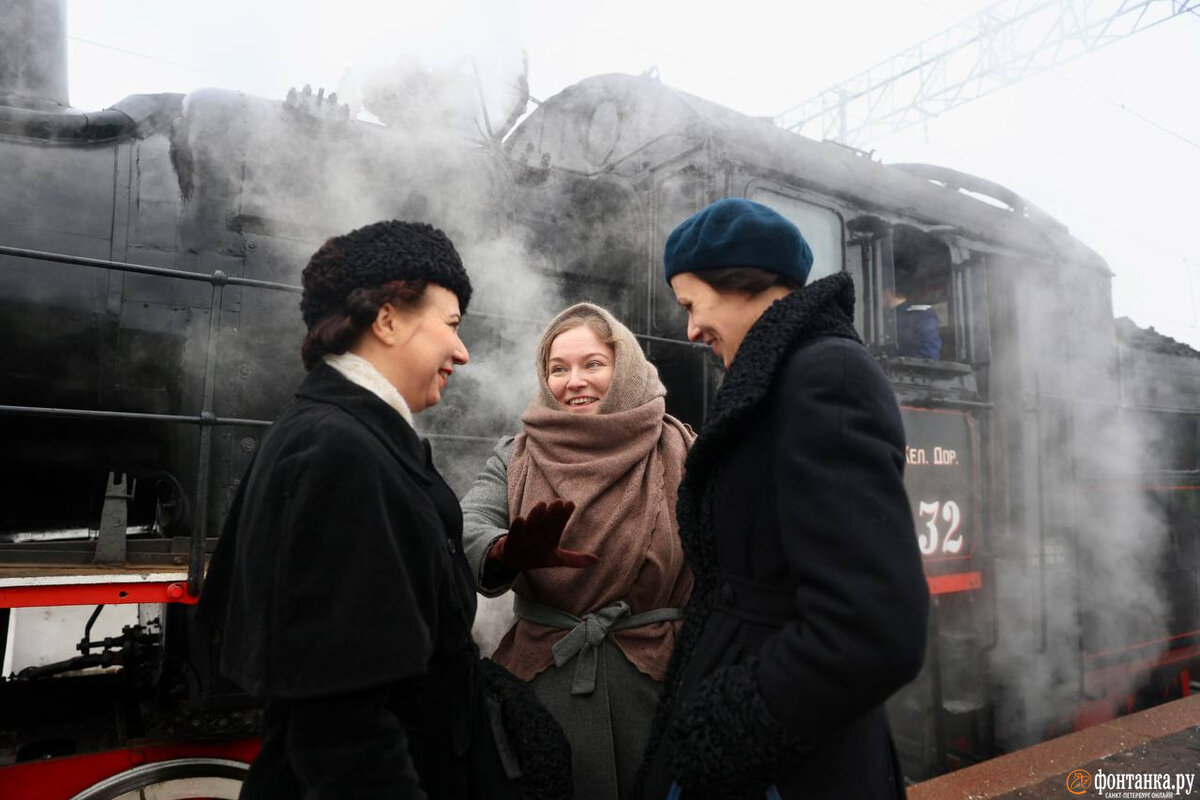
<box><xmin>489</xmin><ymin>500</ymin><xmax>598</xmax><ymax>571</ymax></box>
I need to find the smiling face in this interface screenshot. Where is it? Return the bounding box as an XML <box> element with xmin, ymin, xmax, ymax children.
<box><xmin>545</xmin><ymin>324</ymin><xmax>615</xmax><ymax>415</ymax></box>
<box><xmin>668</xmin><ymin>272</ymin><xmax>759</xmax><ymax>368</ymax></box>
<box><xmin>355</xmin><ymin>284</ymin><xmax>469</xmax><ymax>413</ymax></box>
<box><xmin>393</xmin><ymin>285</ymin><xmax>470</xmax><ymax>412</ymax></box>
<box><xmin>669</xmin><ymin>271</ymin><xmax>791</xmax><ymax>368</ymax></box>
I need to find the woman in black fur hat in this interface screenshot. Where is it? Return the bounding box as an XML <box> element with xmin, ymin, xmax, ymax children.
<box><xmin>637</xmin><ymin>199</ymin><xmax>930</xmax><ymax>800</ymax></box>
<box><xmin>199</xmin><ymin>220</ymin><xmax>570</xmax><ymax>800</ymax></box>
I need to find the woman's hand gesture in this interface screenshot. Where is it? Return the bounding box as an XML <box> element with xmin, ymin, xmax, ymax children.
<box><xmin>490</xmin><ymin>500</ymin><xmax>599</xmax><ymax>571</ymax></box>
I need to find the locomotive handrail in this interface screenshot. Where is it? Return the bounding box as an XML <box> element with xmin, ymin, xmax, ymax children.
<box><xmin>0</xmin><ymin>244</ymin><xmax>711</xmax><ymax>351</ymax></box>
<box><xmin>0</xmin><ymin>404</ymin><xmax>511</xmax><ymax>443</ymax></box>
<box><xmin>0</xmin><ymin>404</ymin><xmax>273</xmax><ymax>427</ymax></box>
<box><xmin>0</xmin><ymin>245</ymin><xmax>303</xmax><ymax>294</ymax></box>
<box><xmin>912</xmin><ymin>397</ymin><xmax>994</xmax><ymax>410</ymax></box>
<box><xmin>1121</xmin><ymin>401</ymin><xmax>1200</xmax><ymax>416</ymax></box>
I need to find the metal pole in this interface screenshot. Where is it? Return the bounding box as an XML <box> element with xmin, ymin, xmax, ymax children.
<box><xmin>189</xmin><ymin>273</ymin><xmax>226</xmax><ymax>595</ymax></box>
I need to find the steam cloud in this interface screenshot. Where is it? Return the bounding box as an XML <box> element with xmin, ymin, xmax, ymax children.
<box><xmin>150</xmin><ymin>52</ymin><xmax>552</xmax><ymax>651</ymax></box>
<box><xmin>984</xmin><ymin>263</ymin><xmax>1170</xmax><ymax>749</ymax></box>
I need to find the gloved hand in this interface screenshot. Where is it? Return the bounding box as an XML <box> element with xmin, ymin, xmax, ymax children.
<box><xmin>488</xmin><ymin>500</ymin><xmax>598</xmax><ymax>571</ymax></box>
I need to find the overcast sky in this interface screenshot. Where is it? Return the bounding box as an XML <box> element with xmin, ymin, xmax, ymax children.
<box><xmin>66</xmin><ymin>1</ymin><xmax>1200</xmax><ymax>346</ymax></box>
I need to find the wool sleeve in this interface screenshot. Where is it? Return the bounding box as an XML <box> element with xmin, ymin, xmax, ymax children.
<box><xmin>284</xmin><ymin>685</ymin><xmax>427</xmax><ymax>799</ymax></box>
<box><xmin>461</xmin><ymin>436</ymin><xmax>518</xmax><ymax>596</ymax></box>
<box><xmin>756</xmin><ymin>339</ymin><xmax>929</xmax><ymax>742</ymax></box>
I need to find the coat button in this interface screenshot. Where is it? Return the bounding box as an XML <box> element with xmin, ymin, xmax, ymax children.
<box><xmin>447</xmin><ymin>539</ymin><xmax>458</xmax><ymax>555</ymax></box>
<box><xmin>719</xmin><ymin>584</ymin><xmax>735</xmax><ymax>606</ymax></box>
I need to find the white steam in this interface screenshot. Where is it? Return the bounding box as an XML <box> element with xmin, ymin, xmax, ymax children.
<box><xmin>985</xmin><ymin>260</ymin><xmax>1170</xmax><ymax>748</ymax></box>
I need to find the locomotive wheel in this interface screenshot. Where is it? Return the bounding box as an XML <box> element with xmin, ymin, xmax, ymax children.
<box><xmin>66</xmin><ymin>757</ymin><xmax>247</xmax><ymax>800</ymax></box>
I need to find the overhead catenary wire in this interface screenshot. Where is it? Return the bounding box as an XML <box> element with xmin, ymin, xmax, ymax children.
<box><xmin>68</xmin><ymin>36</ymin><xmax>209</xmax><ymax>74</ymax></box>
<box><xmin>1055</xmin><ymin>73</ymin><xmax>1200</xmax><ymax>153</ymax></box>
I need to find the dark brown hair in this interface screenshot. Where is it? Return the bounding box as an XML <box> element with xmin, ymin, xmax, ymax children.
<box><xmin>300</xmin><ymin>279</ymin><xmax>428</xmax><ymax>370</ymax></box>
<box><xmin>692</xmin><ymin>266</ymin><xmax>803</xmax><ymax>295</ymax></box>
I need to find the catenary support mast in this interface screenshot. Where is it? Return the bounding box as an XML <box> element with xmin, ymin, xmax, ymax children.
<box><xmin>776</xmin><ymin>0</ymin><xmax>1199</xmax><ymax>146</ymax></box>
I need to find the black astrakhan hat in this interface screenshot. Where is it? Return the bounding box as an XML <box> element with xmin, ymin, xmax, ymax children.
<box><xmin>300</xmin><ymin>220</ymin><xmax>472</xmax><ymax>328</ymax></box>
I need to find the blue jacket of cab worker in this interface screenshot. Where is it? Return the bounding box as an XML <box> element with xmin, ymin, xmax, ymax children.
<box><xmin>897</xmin><ymin>301</ymin><xmax>942</xmax><ymax>360</ymax></box>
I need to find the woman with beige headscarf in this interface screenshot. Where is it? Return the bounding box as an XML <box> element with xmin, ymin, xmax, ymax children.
<box><xmin>462</xmin><ymin>302</ymin><xmax>694</xmax><ymax>800</ymax></box>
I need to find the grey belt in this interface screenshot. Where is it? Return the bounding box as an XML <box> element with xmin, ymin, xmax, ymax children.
<box><xmin>513</xmin><ymin>596</ymin><xmax>684</xmax><ymax>696</ymax></box>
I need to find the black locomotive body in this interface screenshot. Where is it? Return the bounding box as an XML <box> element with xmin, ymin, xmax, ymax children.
<box><xmin>2</xmin><ymin>7</ymin><xmax>1198</xmax><ymax>795</ymax></box>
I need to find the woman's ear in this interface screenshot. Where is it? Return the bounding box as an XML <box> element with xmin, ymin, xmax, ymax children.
<box><xmin>369</xmin><ymin>302</ymin><xmax>399</xmax><ymax>346</ymax></box>
<box><xmin>369</xmin><ymin>302</ymin><xmax>418</xmax><ymax>347</ymax></box>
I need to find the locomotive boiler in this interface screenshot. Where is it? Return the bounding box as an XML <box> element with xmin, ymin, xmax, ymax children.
<box><xmin>2</xmin><ymin>1</ymin><xmax>1198</xmax><ymax>795</ymax></box>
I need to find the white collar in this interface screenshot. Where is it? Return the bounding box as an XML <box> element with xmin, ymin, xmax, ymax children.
<box><xmin>323</xmin><ymin>352</ymin><xmax>414</xmax><ymax>426</ymax></box>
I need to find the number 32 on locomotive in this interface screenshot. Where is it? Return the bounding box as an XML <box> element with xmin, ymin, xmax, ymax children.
<box><xmin>899</xmin><ymin>407</ymin><xmax>977</xmax><ymax>562</ymax></box>
<box><xmin>916</xmin><ymin>499</ymin><xmax>964</xmax><ymax>555</ymax></box>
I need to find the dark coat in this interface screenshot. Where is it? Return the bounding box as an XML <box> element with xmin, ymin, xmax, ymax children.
<box><xmin>199</xmin><ymin>365</ymin><xmax>567</xmax><ymax>800</ymax></box>
<box><xmin>639</xmin><ymin>274</ymin><xmax>929</xmax><ymax>800</ymax></box>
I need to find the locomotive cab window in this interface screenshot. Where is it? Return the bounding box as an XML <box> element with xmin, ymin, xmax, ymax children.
<box><xmin>849</xmin><ymin>217</ymin><xmax>961</xmax><ymax>362</ymax></box>
<box><xmin>750</xmin><ymin>190</ymin><xmax>843</xmax><ymax>283</ymax></box>
<box><xmin>892</xmin><ymin>225</ymin><xmax>953</xmax><ymax>361</ymax></box>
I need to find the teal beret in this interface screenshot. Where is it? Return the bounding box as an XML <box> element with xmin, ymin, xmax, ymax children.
<box><xmin>663</xmin><ymin>198</ymin><xmax>813</xmax><ymax>286</ymax></box>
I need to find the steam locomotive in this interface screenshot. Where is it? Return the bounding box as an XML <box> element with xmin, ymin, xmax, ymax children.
<box><xmin>3</xmin><ymin>1</ymin><xmax>1199</xmax><ymax>796</ymax></box>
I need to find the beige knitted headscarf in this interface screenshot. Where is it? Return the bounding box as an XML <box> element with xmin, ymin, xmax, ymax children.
<box><xmin>532</xmin><ymin>302</ymin><xmax>666</xmax><ymax>414</ymax></box>
<box><xmin>494</xmin><ymin>302</ymin><xmax>695</xmax><ymax>683</ymax></box>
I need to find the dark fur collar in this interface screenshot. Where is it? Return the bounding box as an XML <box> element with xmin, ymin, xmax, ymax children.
<box><xmin>677</xmin><ymin>271</ymin><xmax>860</xmax><ymax>580</ymax></box>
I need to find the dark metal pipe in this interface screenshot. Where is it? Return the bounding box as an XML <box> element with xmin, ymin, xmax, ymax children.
<box><xmin>421</xmin><ymin>432</ymin><xmax>509</xmax><ymax>444</ymax></box>
<box><xmin>469</xmin><ymin>309</ymin><xmax>706</xmax><ymax>351</ymax></box>
<box><xmin>79</xmin><ymin>604</ymin><xmax>105</xmax><ymax>655</ymax></box>
<box><xmin>0</xmin><ymin>104</ymin><xmax>137</xmax><ymax>142</ymax></box>
<box><xmin>0</xmin><ymin>404</ymin><xmax>273</xmax><ymax>427</ymax></box>
<box><xmin>188</xmin><ymin>280</ymin><xmax>225</xmax><ymax>595</ymax></box>
<box><xmin>635</xmin><ymin>332</ymin><xmax>708</xmax><ymax>349</ymax></box>
<box><xmin>1034</xmin><ymin>386</ymin><xmax>1049</xmax><ymax>654</ymax></box>
<box><xmin>0</xmin><ymin>247</ymin><xmax>715</xmax><ymax>351</ymax></box>
<box><xmin>0</xmin><ymin>245</ymin><xmax>302</xmax><ymax>293</ymax></box>
<box><xmin>1121</xmin><ymin>402</ymin><xmax>1200</xmax><ymax>416</ymax></box>
<box><xmin>911</xmin><ymin>397</ymin><xmax>995</xmax><ymax>410</ymax></box>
